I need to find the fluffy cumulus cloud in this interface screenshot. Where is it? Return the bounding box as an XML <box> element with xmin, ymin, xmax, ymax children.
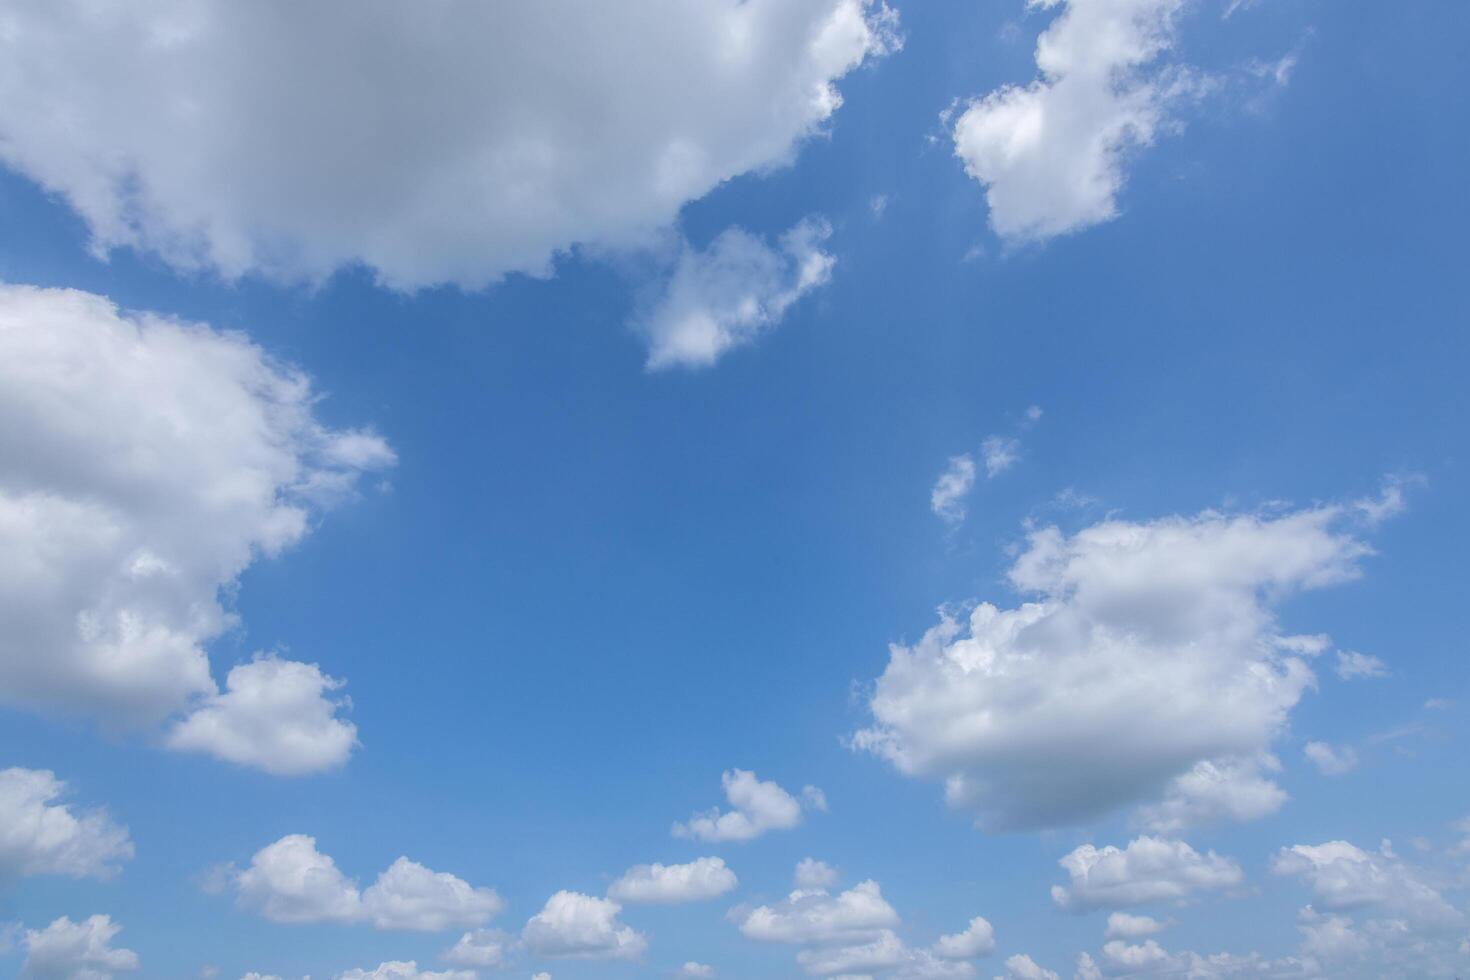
<box><xmin>165</xmin><ymin>656</ymin><xmax>357</xmax><ymax>776</ymax></box>
<box><xmin>0</xmin><ymin>768</ymin><xmax>132</xmax><ymax>880</ymax></box>
<box><xmin>933</xmin><ymin>917</ymin><xmax>996</xmax><ymax>959</ymax></box>
<box><xmin>931</xmin><ymin>455</ymin><xmax>978</xmax><ymax>524</ymax></box>
<box><xmin>20</xmin><ymin>915</ymin><xmax>139</xmax><ymax>980</ymax></box>
<box><xmin>1270</xmin><ymin>840</ymin><xmax>1463</xmax><ymax>930</ymax></box>
<box><xmin>1136</xmin><ymin>756</ymin><xmax>1288</xmax><ymax>834</ymax></box>
<box><xmin>796</xmin><ymin>858</ymin><xmax>841</xmax><ymax>890</ymax></box>
<box><xmin>608</xmin><ymin>856</ymin><xmax>738</xmax><ymax>904</ymax></box>
<box><xmin>679</xmin><ymin>964</ymin><xmax>717</xmax><ymax>978</ymax></box>
<box><xmin>1050</xmin><ymin>837</ymin><xmax>1243</xmax><ymax>911</ymax></box>
<box><xmin>951</xmin><ymin>0</ymin><xmax>1205</xmax><ymax>243</ymax></box>
<box><xmin>521</xmin><ymin>891</ymin><xmax>647</xmax><ymax>961</ymax></box>
<box><xmin>736</xmin><ymin>880</ymin><xmax>899</xmax><ymax>945</ymax></box>
<box><xmin>636</xmin><ymin>219</ymin><xmax>836</xmax><ymax>369</ymax></box>
<box><xmin>440</xmin><ymin>929</ymin><xmax>510</xmax><ymax>969</ymax></box>
<box><xmin>854</xmin><ymin>499</ymin><xmax>1381</xmax><ymax>830</ymax></box>
<box><xmin>335</xmin><ymin>964</ymin><xmax>474</xmax><ymax>980</ymax></box>
<box><xmin>0</xmin><ymin>283</ymin><xmax>390</xmax><ymax>770</ymax></box>
<box><xmin>998</xmin><ymin>953</ymin><xmax>1058</xmax><ymax>980</ymax></box>
<box><xmin>231</xmin><ymin>835</ymin><xmax>503</xmax><ymax>931</ymax></box>
<box><xmin>1104</xmin><ymin>912</ymin><xmax>1164</xmax><ymax>940</ymax></box>
<box><xmin>0</xmin><ymin>1</ymin><xmax>896</xmax><ymax>290</ymax></box>
<box><xmin>675</xmin><ymin>769</ymin><xmax>824</xmax><ymax>842</ymax></box>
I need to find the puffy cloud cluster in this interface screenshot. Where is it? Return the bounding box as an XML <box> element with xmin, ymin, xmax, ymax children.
<box><xmin>734</xmin><ymin>880</ymin><xmax>990</xmax><ymax>977</ymax></box>
<box><xmin>521</xmin><ymin>891</ymin><xmax>647</xmax><ymax>961</ymax></box>
<box><xmin>0</xmin><ymin>768</ymin><xmax>132</xmax><ymax>880</ymax></box>
<box><xmin>20</xmin><ymin>915</ymin><xmax>139</xmax><ymax>980</ymax></box>
<box><xmin>675</xmin><ymin>769</ymin><xmax>825</xmax><ymax>842</ymax></box>
<box><xmin>440</xmin><ymin>929</ymin><xmax>511</xmax><ymax>969</ymax></box>
<box><xmin>856</xmin><ymin>501</ymin><xmax>1380</xmax><ymax>830</ymax></box>
<box><xmin>636</xmin><ymin>219</ymin><xmax>836</xmax><ymax>369</ymax></box>
<box><xmin>1271</xmin><ymin>840</ymin><xmax>1463</xmax><ymax>931</ymax></box>
<box><xmin>335</xmin><ymin>964</ymin><xmax>473</xmax><ymax>980</ymax></box>
<box><xmin>951</xmin><ymin>0</ymin><xmax>1202</xmax><ymax>242</ymax></box>
<box><xmin>608</xmin><ymin>856</ymin><xmax>738</xmax><ymax>904</ymax></box>
<box><xmin>0</xmin><ymin>284</ymin><xmax>390</xmax><ymax>772</ymax></box>
<box><xmin>0</xmin><ymin>1</ymin><xmax>896</xmax><ymax>290</ymax></box>
<box><xmin>1051</xmin><ymin>837</ymin><xmax>1243</xmax><ymax>911</ymax></box>
<box><xmin>231</xmin><ymin>834</ymin><xmax>503</xmax><ymax>932</ymax></box>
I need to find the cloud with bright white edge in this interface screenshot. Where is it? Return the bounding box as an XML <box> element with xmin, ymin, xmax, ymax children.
<box><xmin>1303</xmin><ymin>740</ymin><xmax>1358</xmax><ymax>776</ymax></box>
<box><xmin>440</xmin><ymin>929</ymin><xmax>510</xmax><ymax>968</ymax></box>
<box><xmin>1050</xmin><ymin>836</ymin><xmax>1243</xmax><ymax>911</ymax></box>
<box><xmin>933</xmin><ymin>917</ymin><xmax>995</xmax><ymax>958</ymax></box>
<box><xmin>635</xmin><ymin>218</ymin><xmax>836</xmax><ymax>369</ymax></box>
<box><xmin>795</xmin><ymin>858</ymin><xmax>841</xmax><ymax>889</ymax></box>
<box><xmin>674</xmin><ymin>769</ymin><xmax>824</xmax><ymax>842</ymax></box>
<box><xmin>166</xmin><ymin>655</ymin><xmax>357</xmax><ymax>776</ymax></box>
<box><xmin>335</xmin><ymin>964</ymin><xmax>474</xmax><ymax>980</ymax></box>
<box><xmin>521</xmin><ymin>891</ymin><xmax>647</xmax><ymax>961</ymax></box>
<box><xmin>0</xmin><ymin>1</ymin><xmax>896</xmax><ymax>291</ymax></box>
<box><xmin>1335</xmin><ymin>650</ymin><xmax>1388</xmax><ymax>680</ymax></box>
<box><xmin>998</xmin><ymin>953</ymin><xmax>1058</xmax><ymax>980</ymax></box>
<box><xmin>735</xmin><ymin>880</ymin><xmax>899</xmax><ymax>945</ymax></box>
<box><xmin>0</xmin><ymin>283</ymin><xmax>390</xmax><ymax>772</ymax></box>
<box><xmin>20</xmin><ymin>915</ymin><xmax>139</xmax><ymax>980</ymax></box>
<box><xmin>0</xmin><ymin>768</ymin><xmax>132</xmax><ymax>880</ymax></box>
<box><xmin>931</xmin><ymin>455</ymin><xmax>978</xmax><ymax>524</ymax></box>
<box><xmin>1271</xmin><ymin>840</ymin><xmax>1463</xmax><ymax>930</ymax></box>
<box><xmin>608</xmin><ymin>856</ymin><xmax>738</xmax><ymax>904</ymax></box>
<box><xmin>231</xmin><ymin>834</ymin><xmax>503</xmax><ymax>931</ymax></box>
<box><xmin>678</xmin><ymin>964</ymin><xmax>716</xmax><ymax>978</ymax></box>
<box><xmin>951</xmin><ymin>0</ymin><xmax>1206</xmax><ymax>243</ymax></box>
<box><xmin>1103</xmin><ymin>911</ymin><xmax>1164</xmax><ymax>939</ymax></box>
<box><xmin>854</xmin><ymin>494</ymin><xmax>1388</xmax><ymax>830</ymax></box>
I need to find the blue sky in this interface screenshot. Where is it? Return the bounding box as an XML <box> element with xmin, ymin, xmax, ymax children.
<box><xmin>0</xmin><ymin>2</ymin><xmax>1466</xmax><ymax>979</ymax></box>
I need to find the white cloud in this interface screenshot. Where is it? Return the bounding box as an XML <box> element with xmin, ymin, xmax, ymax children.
<box><xmin>797</xmin><ymin>931</ymin><xmax>906</xmax><ymax>975</ymax></box>
<box><xmin>1303</xmin><ymin>741</ymin><xmax>1358</xmax><ymax>776</ymax></box>
<box><xmin>1104</xmin><ymin>912</ymin><xmax>1164</xmax><ymax>939</ymax></box>
<box><xmin>608</xmin><ymin>857</ymin><xmax>738</xmax><ymax>904</ymax></box>
<box><xmin>0</xmin><ymin>283</ymin><xmax>389</xmax><ymax>767</ymax></box>
<box><xmin>951</xmin><ymin>0</ymin><xmax>1202</xmax><ymax>242</ymax></box>
<box><xmin>1271</xmin><ymin>840</ymin><xmax>1463</xmax><ymax>930</ymax></box>
<box><xmin>0</xmin><ymin>768</ymin><xmax>132</xmax><ymax>880</ymax></box>
<box><xmin>1335</xmin><ymin>650</ymin><xmax>1388</xmax><ymax>680</ymax></box>
<box><xmin>678</xmin><ymin>964</ymin><xmax>716</xmax><ymax>978</ymax></box>
<box><xmin>998</xmin><ymin>953</ymin><xmax>1058</xmax><ymax>980</ymax></box>
<box><xmin>232</xmin><ymin>835</ymin><xmax>502</xmax><ymax>931</ymax></box>
<box><xmin>1050</xmin><ymin>837</ymin><xmax>1243</xmax><ymax>911</ymax></box>
<box><xmin>635</xmin><ymin>218</ymin><xmax>835</xmax><ymax>369</ymax></box>
<box><xmin>166</xmin><ymin>656</ymin><xmax>357</xmax><ymax>776</ymax></box>
<box><xmin>1136</xmin><ymin>757</ymin><xmax>1287</xmax><ymax>833</ymax></box>
<box><xmin>931</xmin><ymin>456</ymin><xmax>978</xmax><ymax>524</ymax></box>
<box><xmin>335</xmin><ymin>964</ymin><xmax>474</xmax><ymax>980</ymax></box>
<box><xmin>674</xmin><ymin>769</ymin><xmax>822</xmax><ymax>842</ymax></box>
<box><xmin>735</xmin><ymin>880</ymin><xmax>899</xmax><ymax>945</ymax></box>
<box><xmin>854</xmin><ymin>500</ymin><xmax>1378</xmax><ymax>830</ymax></box>
<box><xmin>0</xmin><ymin>1</ymin><xmax>895</xmax><ymax>290</ymax></box>
<box><xmin>521</xmin><ymin>891</ymin><xmax>646</xmax><ymax>961</ymax></box>
<box><xmin>1295</xmin><ymin>905</ymin><xmax>1368</xmax><ymax>960</ymax></box>
<box><xmin>21</xmin><ymin>915</ymin><xmax>139</xmax><ymax>980</ymax></box>
<box><xmin>932</xmin><ymin>917</ymin><xmax>995</xmax><ymax>958</ymax></box>
<box><xmin>362</xmin><ymin>858</ymin><xmax>506</xmax><ymax>932</ymax></box>
<box><xmin>980</xmin><ymin>437</ymin><xmax>1020</xmax><ymax>478</ymax></box>
<box><xmin>796</xmin><ymin>858</ymin><xmax>841</xmax><ymax>890</ymax></box>
<box><xmin>441</xmin><ymin>929</ymin><xmax>510</xmax><ymax>969</ymax></box>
